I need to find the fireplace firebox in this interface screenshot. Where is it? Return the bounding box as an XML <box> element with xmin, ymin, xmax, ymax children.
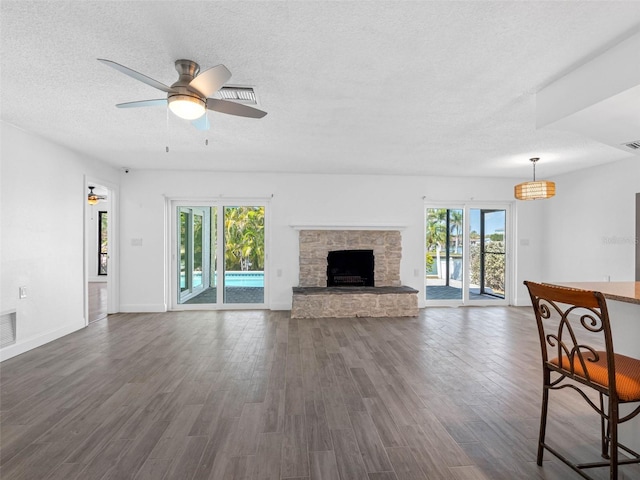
<box><xmin>327</xmin><ymin>249</ymin><xmax>374</xmax><ymax>287</ymax></box>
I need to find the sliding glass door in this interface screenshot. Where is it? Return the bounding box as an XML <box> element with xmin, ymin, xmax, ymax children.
<box><xmin>174</xmin><ymin>202</ymin><xmax>266</xmax><ymax>308</ymax></box>
<box><xmin>425</xmin><ymin>204</ymin><xmax>509</xmax><ymax>305</ymax></box>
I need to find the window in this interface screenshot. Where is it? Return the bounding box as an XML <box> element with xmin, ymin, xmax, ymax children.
<box><xmin>98</xmin><ymin>211</ymin><xmax>108</xmax><ymax>275</ymax></box>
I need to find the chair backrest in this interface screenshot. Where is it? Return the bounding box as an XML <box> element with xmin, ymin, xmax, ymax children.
<box><xmin>524</xmin><ymin>281</ymin><xmax>617</xmax><ymax>396</ymax></box>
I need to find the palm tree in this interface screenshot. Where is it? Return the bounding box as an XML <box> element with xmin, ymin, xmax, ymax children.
<box><xmin>224</xmin><ymin>206</ymin><xmax>265</xmax><ymax>271</ymax></box>
<box><xmin>449</xmin><ymin>209</ymin><xmax>463</xmax><ymax>253</ymax></box>
<box><xmin>426</xmin><ymin>209</ymin><xmax>447</xmax><ymax>278</ymax></box>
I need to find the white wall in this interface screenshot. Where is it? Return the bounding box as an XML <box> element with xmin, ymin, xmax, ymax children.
<box><xmin>513</xmin><ymin>198</ymin><xmax>545</xmax><ymax>305</ymax></box>
<box><xmin>0</xmin><ymin>122</ymin><xmax>119</xmax><ymax>361</ymax></box>
<box><xmin>541</xmin><ymin>156</ymin><xmax>639</xmax><ymax>283</ymax></box>
<box><xmin>119</xmin><ymin>169</ymin><xmax>542</xmax><ymax>311</ymax></box>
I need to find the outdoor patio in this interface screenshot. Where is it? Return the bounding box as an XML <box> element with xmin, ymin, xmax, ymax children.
<box><xmin>426</xmin><ymin>285</ymin><xmax>501</xmax><ymax>301</ymax></box>
<box><xmin>184</xmin><ymin>286</ymin><xmax>264</xmax><ymax>304</ymax></box>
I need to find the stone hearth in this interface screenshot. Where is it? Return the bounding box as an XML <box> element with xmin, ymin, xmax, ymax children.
<box><xmin>292</xmin><ymin>286</ymin><xmax>418</xmax><ymax>318</ymax></box>
<box><xmin>292</xmin><ymin>229</ymin><xmax>418</xmax><ymax>318</ymax></box>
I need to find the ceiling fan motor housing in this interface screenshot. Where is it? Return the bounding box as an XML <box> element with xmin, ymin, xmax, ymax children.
<box><xmin>167</xmin><ymin>60</ymin><xmax>206</xmax><ymax>119</ymax></box>
<box><xmin>169</xmin><ymin>60</ymin><xmax>204</xmax><ymax>101</ymax></box>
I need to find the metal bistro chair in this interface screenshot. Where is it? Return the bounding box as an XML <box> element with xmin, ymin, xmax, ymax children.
<box><xmin>524</xmin><ymin>281</ymin><xmax>640</xmax><ymax>479</ymax></box>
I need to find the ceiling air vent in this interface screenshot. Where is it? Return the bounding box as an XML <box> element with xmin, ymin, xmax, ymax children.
<box><xmin>218</xmin><ymin>86</ymin><xmax>257</xmax><ymax>105</ymax></box>
<box><xmin>622</xmin><ymin>140</ymin><xmax>640</xmax><ymax>150</ymax></box>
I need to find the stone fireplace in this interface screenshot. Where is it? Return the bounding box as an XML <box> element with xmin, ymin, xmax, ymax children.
<box><xmin>292</xmin><ymin>229</ymin><xmax>418</xmax><ymax>318</ymax></box>
<box><xmin>298</xmin><ymin>230</ymin><xmax>402</xmax><ymax>287</ymax></box>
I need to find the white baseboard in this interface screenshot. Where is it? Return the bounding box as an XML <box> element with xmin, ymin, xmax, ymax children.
<box><xmin>269</xmin><ymin>302</ymin><xmax>292</xmax><ymax>311</ymax></box>
<box><xmin>513</xmin><ymin>296</ymin><xmax>532</xmax><ymax>307</ymax></box>
<box><xmin>119</xmin><ymin>304</ymin><xmax>167</xmax><ymax>313</ymax></box>
<box><xmin>89</xmin><ymin>276</ymin><xmax>107</xmax><ymax>283</ymax></box>
<box><xmin>0</xmin><ymin>320</ymin><xmax>84</xmax><ymax>362</ymax></box>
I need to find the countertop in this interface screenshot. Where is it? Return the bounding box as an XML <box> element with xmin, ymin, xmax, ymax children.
<box><xmin>553</xmin><ymin>281</ymin><xmax>640</xmax><ymax>305</ymax></box>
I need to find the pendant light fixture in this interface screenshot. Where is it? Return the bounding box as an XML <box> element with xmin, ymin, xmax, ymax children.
<box><xmin>514</xmin><ymin>157</ymin><xmax>556</xmax><ymax>200</ymax></box>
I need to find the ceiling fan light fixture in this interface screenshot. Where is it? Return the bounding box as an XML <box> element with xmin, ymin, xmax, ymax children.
<box><xmin>168</xmin><ymin>94</ymin><xmax>206</xmax><ymax>120</ymax></box>
<box><xmin>87</xmin><ymin>186</ymin><xmax>101</xmax><ymax>205</ymax></box>
<box><xmin>514</xmin><ymin>158</ymin><xmax>556</xmax><ymax>200</ymax></box>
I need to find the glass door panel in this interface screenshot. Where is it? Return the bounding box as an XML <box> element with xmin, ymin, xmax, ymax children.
<box><xmin>223</xmin><ymin>206</ymin><xmax>265</xmax><ymax>304</ymax></box>
<box><xmin>425</xmin><ymin>207</ymin><xmax>464</xmax><ymax>301</ymax></box>
<box><xmin>210</xmin><ymin>207</ymin><xmax>218</xmax><ymax>293</ymax></box>
<box><xmin>179</xmin><ymin>208</ymin><xmax>191</xmax><ymax>300</ymax></box>
<box><xmin>193</xmin><ymin>212</ymin><xmax>203</xmax><ymax>289</ymax></box>
<box><xmin>469</xmin><ymin>209</ymin><xmax>506</xmax><ymax>300</ymax></box>
<box><xmin>481</xmin><ymin>210</ymin><xmax>506</xmax><ymax>298</ymax></box>
<box><xmin>178</xmin><ymin>207</ymin><xmax>214</xmax><ymax>304</ymax></box>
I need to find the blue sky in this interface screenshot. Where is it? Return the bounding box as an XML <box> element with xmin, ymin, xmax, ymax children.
<box><xmin>469</xmin><ymin>209</ymin><xmax>505</xmax><ymax>236</ymax></box>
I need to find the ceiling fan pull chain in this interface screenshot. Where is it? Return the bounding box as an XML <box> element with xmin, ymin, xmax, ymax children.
<box><xmin>166</xmin><ymin>107</ymin><xmax>170</xmax><ymax>153</ymax></box>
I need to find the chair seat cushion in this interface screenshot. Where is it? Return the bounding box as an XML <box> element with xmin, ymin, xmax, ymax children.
<box><xmin>550</xmin><ymin>352</ymin><xmax>640</xmax><ymax>402</ymax></box>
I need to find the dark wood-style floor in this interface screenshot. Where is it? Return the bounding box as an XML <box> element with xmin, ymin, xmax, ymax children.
<box><xmin>1</xmin><ymin>307</ymin><xmax>639</xmax><ymax>480</ymax></box>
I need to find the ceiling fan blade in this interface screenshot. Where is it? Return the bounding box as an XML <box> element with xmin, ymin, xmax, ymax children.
<box><xmin>116</xmin><ymin>99</ymin><xmax>168</xmax><ymax>108</ymax></box>
<box><xmin>206</xmin><ymin>98</ymin><xmax>267</xmax><ymax>118</ymax></box>
<box><xmin>98</xmin><ymin>59</ymin><xmax>176</xmax><ymax>94</ymax></box>
<box><xmin>191</xmin><ymin>114</ymin><xmax>210</xmax><ymax>131</ymax></box>
<box><xmin>189</xmin><ymin>65</ymin><xmax>232</xmax><ymax>98</ymax></box>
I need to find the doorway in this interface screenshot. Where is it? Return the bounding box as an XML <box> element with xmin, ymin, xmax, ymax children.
<box><xmin>172</xmin><ymin>201</ymin><xmax>267</xmax><ymax>309</ymax></box>
<box><xmin>84</xmin><ymin>178</ymin><xmax>118</xmax><ymax>324</ymax></box>
<box><xmin>425</xmin><ymin>203</ymin><xmax>510</xmax><ymax>305</ymax></box>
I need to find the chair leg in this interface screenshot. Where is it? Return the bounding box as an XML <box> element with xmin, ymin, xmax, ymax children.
<box><xmin>600</xmin><ymin>393</ymin><xmax>609</xmax><ymax>459</ymax></box>
<box><xmin>537</xmin><ymin>380</ymin><xmax>550</xmax><ymax>466</ymax></box>
<box><xmin>609</xmin><ymin>399</ymin><xmax>619</xmax><ymax>480</ymax></box>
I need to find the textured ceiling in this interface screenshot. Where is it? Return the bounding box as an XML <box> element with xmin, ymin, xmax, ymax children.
<box><xmin>2</xmin><ymin>1</ymin><xmax>639</xmax><ymax>178</ymax></box>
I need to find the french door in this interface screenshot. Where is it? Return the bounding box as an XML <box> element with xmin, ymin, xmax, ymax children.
<box><xmin>172</xmin><ymin>201</ymin><xmax>267</xmax><ymax>309</ymax></box>
<box><xmin>425</xmin><ymin>203</ymin><xmax>510</xmax><ymax>305</ymax></box>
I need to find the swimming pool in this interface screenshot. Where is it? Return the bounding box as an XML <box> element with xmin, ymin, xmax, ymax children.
<box><xmin>181</xmin><ymin>271</ymin><xmax>264</xmax><ymax>288</ymax></box>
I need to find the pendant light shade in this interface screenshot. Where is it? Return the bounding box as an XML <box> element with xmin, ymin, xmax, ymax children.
<box><xmin>514</xmin><ymin>158</ymin><xmax>555</xmax><ymax>200</ymax></box>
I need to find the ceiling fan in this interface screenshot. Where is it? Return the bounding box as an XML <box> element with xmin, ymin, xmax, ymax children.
<box><xmin>87</xmin><ymin>186</ymin><xmax>106</xmax><ymax>205</ymax></box>
<box><xmin>98</xmin><ymin>58</ymin><xmax>267</xmax><ymax>130</ymax></box>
